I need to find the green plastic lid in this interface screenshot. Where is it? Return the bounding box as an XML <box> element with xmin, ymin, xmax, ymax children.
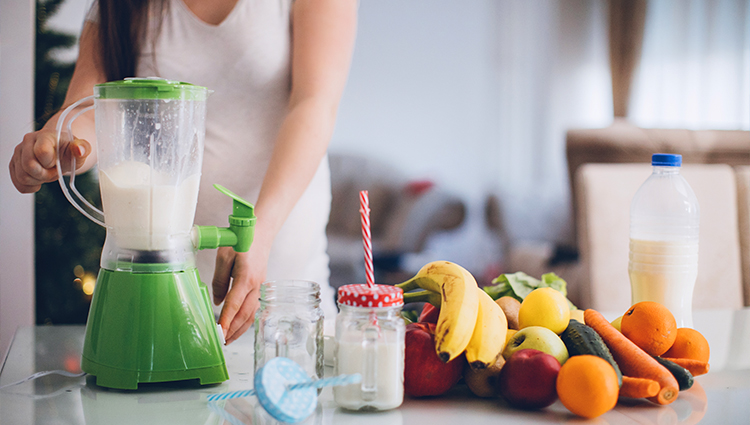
<box><xmin>94</xmin><ymin>77</ymin><xmax>209</xmax><ymax>100</ymax></box>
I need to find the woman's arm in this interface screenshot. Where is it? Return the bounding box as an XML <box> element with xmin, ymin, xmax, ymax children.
<box><xmin>213</xmin><ymin>0</ymin><xmax>358</xmax><ymax>344</ymax></box>
<box><xmin>9</xmin><ymin>21</ymin><xmax>106</xmax><ymax>193</ymax></box>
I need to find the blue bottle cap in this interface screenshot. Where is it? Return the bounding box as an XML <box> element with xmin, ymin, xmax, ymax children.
<box><xmin>254</xmin><ymin>357</ymin><xmax>317</xmax><ymax>424</ymax></box>
<box><xmin>652</xmin><ymin>153</ymin><xmax>682</xmax><ymax>167</ymax></box>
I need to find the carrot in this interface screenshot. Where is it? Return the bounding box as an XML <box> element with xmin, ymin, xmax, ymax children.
<box><xmin>619</xmin><ymin>376</ymin><xmax>660</xmax><ymax>398</ymax></box>
<box><xmin>662</xmin><ymin>357</ymin><xmax>710</xmax><ymax>376</ymax></box>
<box><xmin>584</xmin><ymin>309</ymin><xmax>679</xmax><ymax>405</ymax></box>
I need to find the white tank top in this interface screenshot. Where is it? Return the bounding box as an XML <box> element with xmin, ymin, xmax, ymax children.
<box><xmin>88</xmin><ymin>0</ymin><xmax>336</xmax><ymax>317</ymax></box>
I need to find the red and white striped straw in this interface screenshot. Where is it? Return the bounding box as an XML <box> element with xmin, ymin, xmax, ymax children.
<box><xmin>359</xmin><ymin>190</ymin><xmax>375</xmax><ymax>288</ymax></box>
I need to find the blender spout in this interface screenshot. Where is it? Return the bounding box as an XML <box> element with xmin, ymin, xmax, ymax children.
<box><xmin>192</xmin><ymin>184</ymin><xmax>256</xmax><ymax>252</ymax></box>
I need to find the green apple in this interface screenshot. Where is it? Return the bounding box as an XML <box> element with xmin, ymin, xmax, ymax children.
<box><xmin>502</xmin><ymin>326</ymin><xmax>569</xmax><ymax>365</ymax></box>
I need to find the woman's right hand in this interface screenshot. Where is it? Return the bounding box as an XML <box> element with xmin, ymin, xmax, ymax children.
<box><xmin>9</xmin><ymin>128</ymin><xmax>92</xmax><ymax>194</ymax></box>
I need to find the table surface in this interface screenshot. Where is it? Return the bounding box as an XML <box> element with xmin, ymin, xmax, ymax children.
<box><xmin>1</xmin><ymin>309</ymin><xmax>749</xmax><ymax>425</ymax></box>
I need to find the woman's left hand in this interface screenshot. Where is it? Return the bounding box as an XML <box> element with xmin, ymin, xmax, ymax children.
<box><xmin>212</xmin><ymin>243</ymin><xmax>270</xmax><ymax>344</ymax></box>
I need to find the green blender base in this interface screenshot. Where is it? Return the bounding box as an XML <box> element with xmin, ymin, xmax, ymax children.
<box><xmin>81</xmin><ymin>268</ymin><xmax>228</xmax><ymax>390</ymax></box>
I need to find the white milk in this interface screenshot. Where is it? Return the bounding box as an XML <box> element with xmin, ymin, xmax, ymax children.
<box><xmin>99</xmin><ymin>161</ymin><xmax>201</xmax><ymax>251</ymax></box>
<box><xmin>628</xmin><ymin>239</ymin><xmax>698</xmax><ymax>327</ymax></box>
<box><xmin>333</xmin><ymin>341</ymin><xmax>404</xmax><ymax>411</ymax></box>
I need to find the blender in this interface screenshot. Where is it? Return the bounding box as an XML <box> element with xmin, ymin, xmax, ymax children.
<box><xmin>55</xmin><ymin>78</ymin><xmax>255</xmax><ymax>390</ymax></box>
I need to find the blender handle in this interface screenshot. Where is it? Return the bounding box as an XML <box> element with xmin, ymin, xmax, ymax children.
<box><xmin>55</xmin><ymin>95</ymin><xmax>105</xmax><ymax>227</ymax></box>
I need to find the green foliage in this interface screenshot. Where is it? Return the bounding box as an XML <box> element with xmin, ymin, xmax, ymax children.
<box><xmin>35</xmin><ymin>0</ymin><xmax>76</xmax><ymax>130</ymax></box>
<box><xmin>484</xmin><ymin>271</ymin><xmax>577</xmax><ymax>310</ymax></box>
<box><xmin>35</xmin><ymin>0</ymin><xmax>103</xmax><ymax>324</ymax></box>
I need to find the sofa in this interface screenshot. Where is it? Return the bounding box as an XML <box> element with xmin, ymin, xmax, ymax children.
<box><xmin>326</xmin><ymin>153</ymin><xmax>467</xmax><ymax>289</ymax></box>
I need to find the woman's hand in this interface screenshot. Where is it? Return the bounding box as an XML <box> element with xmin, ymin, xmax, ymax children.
<box><xmin>9</xmin><ymin>129</ymin><xmax>91</xmax><ymax>194</ymax></box>
<box><xmin>210</xmin><ymin>0</ymin><xmax>357</xmax><ymax>344</ymax></box>
<box><xmin>212</xmin><ymin>242</ymin><xmax>270</xmax><ymax>344</ymax></box>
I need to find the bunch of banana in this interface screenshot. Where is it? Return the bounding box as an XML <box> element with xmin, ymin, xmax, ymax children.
<box><xmin>466</xmin><ymin>289</ymin><xmax>508</xmax><ymax>369</ymax></box>
<box><xmin>399</xmin><ymin>261</ymin><xmax>508</xmax><ymax>368</ymax></box>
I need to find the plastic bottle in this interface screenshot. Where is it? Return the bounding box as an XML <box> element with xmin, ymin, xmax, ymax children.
<box><xmin>628</xmin><ymin>153</ymin><xmax>699</xmax><ymax>328</ymax></box>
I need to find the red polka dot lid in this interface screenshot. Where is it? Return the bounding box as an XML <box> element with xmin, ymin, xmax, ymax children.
<box><xmin>337</xmin><ymin>284</ymin><xmax>404</xmax><ymax>308</ymax></box>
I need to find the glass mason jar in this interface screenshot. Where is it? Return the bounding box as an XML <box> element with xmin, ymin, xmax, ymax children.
<box><xmin>254</xmin><ymin>280</ymin><xmax>324</xmax><ymax>383</ymax></box>
<box><xmin>333</xmin><ymin>284</ymin><xmax>405</xmax><ymax>411</ymax></box>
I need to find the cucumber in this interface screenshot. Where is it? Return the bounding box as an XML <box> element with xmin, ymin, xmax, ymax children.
<box><xmin>653</xmin><ymin>355</ymin><xmax>694</xmax><ymax>390</ymax></box>
<box><xmin>561</xmin><ymin>319</ymin><xmax>623</xmax><ymax>387</ymax></box>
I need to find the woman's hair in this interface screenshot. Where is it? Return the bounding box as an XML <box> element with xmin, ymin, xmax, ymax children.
<box><xmin>97</xmin><ymin>0</ymin><xmax>166</xmax><ymax>81</ymax></box>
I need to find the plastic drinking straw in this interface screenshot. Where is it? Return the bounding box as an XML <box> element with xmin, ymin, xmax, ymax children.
<box><xmin>360</xmin><ymin>190</ymin><xmax>375</xmax><ymax>288</ymax></box>
<box><xmin>206</xmin><ymin>373</ymin><xmax>362</xmax><ymax>401</ymax></box>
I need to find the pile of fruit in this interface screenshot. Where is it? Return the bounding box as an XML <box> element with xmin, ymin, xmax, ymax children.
<box><xmin>398</xmin><ymin>261</ymin><xmax>711</xmax><ymax>419</ymax></box>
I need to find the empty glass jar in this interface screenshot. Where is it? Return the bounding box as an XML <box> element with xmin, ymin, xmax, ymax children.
<box><xmin>254</xmin><ymin>280</ymin><xmax>324</xmax><ymax>382</ymax></box>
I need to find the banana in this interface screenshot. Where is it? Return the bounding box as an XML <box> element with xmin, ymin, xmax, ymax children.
<box><xmin>465</xmin><ymin>288</ymin><xmax>508</xmax><ymax>369</ymax></box>
<box><xmin>402</xmin><ymin>289</ymin><xmax>442</xmax><ymax>307</ymax></box>
<box><xmin>397</xmin><ymin>261</ymin><xmax>479</xmax><ymax>363</ymax></box>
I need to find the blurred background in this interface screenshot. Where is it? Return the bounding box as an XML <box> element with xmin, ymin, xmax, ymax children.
<box><xmin>1</xmin><ymin>0</ymin><xmax>749</xmax><ymax>354</ymax></box>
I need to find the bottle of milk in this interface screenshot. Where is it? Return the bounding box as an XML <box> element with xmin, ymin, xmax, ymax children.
<box><xmin>333</xmin><ymin>284</ymin><xmax>405</xmax><ymax>411</ymax></box>
<box><xmin>628</xmin><ymin>153</ymin><xmax>700</xmax><ymax>327</ymax></box>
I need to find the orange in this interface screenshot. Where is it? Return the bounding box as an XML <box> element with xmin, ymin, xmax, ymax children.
<box><xmin>620</xmin><ymin>301</ymin><xmax>677</xmax><ymax>356</ymax></box>
<box><xmin>662</xmin><ymin>327</ymin><xmax>710</xmax><ymax>363</ymax></box>
<box><xmin>556</xmin><ymin>355</ymin><xmax>619</xmax><ymax>418</ymax></box>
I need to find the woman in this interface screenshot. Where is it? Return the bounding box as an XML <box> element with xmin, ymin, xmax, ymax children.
<box><xmin>8</xmin><ymin>0</ymin><xmax>357</xmax><ymax>344</ymax></box>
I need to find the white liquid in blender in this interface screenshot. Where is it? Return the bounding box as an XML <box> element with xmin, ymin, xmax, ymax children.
<box><xmin>99</xmin><ymin>161</ymin><xmax>200</xmax><ymax>251</ymax></box>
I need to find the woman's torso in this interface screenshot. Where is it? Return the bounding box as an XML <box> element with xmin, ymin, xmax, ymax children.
<box><xmin>136</xmin><ymin>0</ymin><xmax>333</xmax><ymax>302</ymax></box>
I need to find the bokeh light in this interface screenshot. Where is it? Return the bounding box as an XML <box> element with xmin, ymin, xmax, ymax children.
<box><xmin>81</xmin><ymin>272</ymin><xmax>96</xmax><ymax>296</ymax></box>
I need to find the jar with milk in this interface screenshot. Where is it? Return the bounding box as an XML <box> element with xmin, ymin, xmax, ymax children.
<box><xmin>333</xmin><ymin>284</ymin><xmax>405</xmax><ymax>411</ymax></box>
<box><xmin>629</xmin><ymin>153</ymin><xmax>699</xmax><ymax>327</ymax></box>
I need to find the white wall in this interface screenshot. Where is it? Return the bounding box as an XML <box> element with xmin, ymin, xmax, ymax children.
<box><xmin>0</xmin><ymin>0</ymin><xmax>36</xmax><ymax>357</ymax></box>
<box><xmin>333</xmin><ymin>0</ymin><xmax>612</xmax><ymax>249</ymax></box>
<box><xmin>330</xmin><ymin>0</ymin><xmax>509</xmax><ymax>274</ymax></box>
<box><xmin>331</xmin><ymin>0</ymin><xmax>498</xmax><ymax>205</ymax></box>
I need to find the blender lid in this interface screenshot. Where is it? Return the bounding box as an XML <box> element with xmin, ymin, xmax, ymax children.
<box><xmin>94</xmin><ymin>77</ymin><xmax>209</xmax><ymax>101</ymax></box>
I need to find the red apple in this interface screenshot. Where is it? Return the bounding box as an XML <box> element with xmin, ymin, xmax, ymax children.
<box><xmin>497</xmin><ymin>348</ymin><xmax>561</xmax><ymax>409</ymax></box>
<box><xmin>418</xmin><ymin>303</ymin><xmax>440</xmax><ymax>324</ymax></box>
<box><xmin>404</xmin><ymin>322</ymin><xmax>464</xmax><ymax>397</ymax></box>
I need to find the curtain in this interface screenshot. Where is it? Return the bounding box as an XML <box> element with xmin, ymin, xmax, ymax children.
<box><xmin>492</xmin><ymin>0</ymin><xmax>612</xmax><ymax>244</ymax></box>
<box><xmin>609</xmin><ymin>0</ymin><xmax>648</xmax><ymax>117</ymax></box>
<box><xmin>629</xmin><ymin>0</ymin><xmax>750</xmax><ymax>130</ymax></box>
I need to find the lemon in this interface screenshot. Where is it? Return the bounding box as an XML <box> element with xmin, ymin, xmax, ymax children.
<box><xmin>518</xmin><ymin>287</ymin><xmax>571</xmax><ymax>334</ymax></box>
<box><xmin>569</xmin><ymin>308</ymin><xmax>585</xmax><ymax>324</ymax></box>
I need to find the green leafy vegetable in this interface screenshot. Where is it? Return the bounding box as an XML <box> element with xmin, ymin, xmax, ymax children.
<box><xmin>541</xmin><ymin>273</ymin><xmax>567</xmax><ymax>296</ymax></box>
<box><xmin>401</xmin><ymin>309</ymin><xmax>420</xmax><ymax>324</ymax></box>
<box><xmin>484</xmin><ymin>271</ymin><xmax>577</xmax><ymax>309</ymax></box>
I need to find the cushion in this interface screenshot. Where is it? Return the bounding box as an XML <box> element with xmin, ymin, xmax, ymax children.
<box><xmin>576</xmin><ymin>163</ymin><xmax>743</xmax><ymax>312</ymax></box>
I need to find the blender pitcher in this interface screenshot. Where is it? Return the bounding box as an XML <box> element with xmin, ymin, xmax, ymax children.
<box><xmin>55</xmin><ymin>78</ymin><xmax>256</xmax><ymax>390</ymax></box>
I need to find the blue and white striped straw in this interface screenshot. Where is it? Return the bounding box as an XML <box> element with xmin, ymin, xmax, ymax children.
<box><xmin>207</xmin><ymin>388</ymin><xmax>256</xmax><ymax>401</ymax></box>
<box><xmin>206</xmin><ymin>373</ymin><xmax>361</xmax><ymax>402</ymax></box>
<box><xmin>287</xmin><ymin>373</ymin><xmax>362</xmax><ymax>391</ymax></box>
